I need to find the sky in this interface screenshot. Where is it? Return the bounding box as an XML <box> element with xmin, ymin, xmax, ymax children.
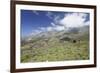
<box><xmin>21</xmin><ymin>10</ymin><xmax>90</xmax><ymax>37</ymax></box>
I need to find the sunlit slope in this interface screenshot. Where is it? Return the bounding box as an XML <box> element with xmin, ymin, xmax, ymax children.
<box><xmin>21</xmin><ymin>26</ymin><xmax>89</xmax><ymax>62</ymax></box>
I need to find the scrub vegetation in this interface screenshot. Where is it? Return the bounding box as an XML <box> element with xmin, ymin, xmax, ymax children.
<box><xmin>21</xmin><ymin>26</ymin><xmax>89</xmax><ymax>63</ymax></box>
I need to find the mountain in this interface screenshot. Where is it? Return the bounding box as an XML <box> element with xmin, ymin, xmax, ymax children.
<box><xmin>21</xmin><ymin>25</ymin><xmax>89</xmax><ymax>62</ymax></box>
<box><xmin>22</xmin><ymin>25</ymin><xmax>89</xmax><ymax>43</ymax></box>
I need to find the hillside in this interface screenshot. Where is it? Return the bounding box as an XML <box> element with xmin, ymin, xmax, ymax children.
<box><xmin>21</xmin><ymin>26</ymin><xmax>89</xmax><ymax>62</ymax></box>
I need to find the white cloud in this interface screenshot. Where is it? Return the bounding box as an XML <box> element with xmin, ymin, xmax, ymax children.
<box><xmin>54</xmin><ymin>15</ymin><xmax>61</xmax><ymax>23</ymax></box>
<box><xmin>46</xmin><ymin>22</ymin><xmax>65</xmax><ymax>31</ymax></box>
<box><xmin>46</xmin><ymin>25</ymin><xmax>65</xmax><ymax>31</ymax></box>
<box><xmin>39</xmin><ymin>27</ymin><xmax>46</xmax><ymax>31</ymax></box>
<box><xmin>79</xmin><ymin>13</ymin><xmax>88</xmax><ymax>18</ymax></box>
<box><xmin>31</xmin><ymin>29</ymin><xmax>41</xmax><ymax>35</ymax></box>
<box><xmin>46</xmin><ymin>12</ymin><xmax>53</xmax><ymax>19</ymax></box>
<box><xmin>54</xmin><ymin>26</ymin><xmax>65</xmax><ymax>31</ymax></box>
<box><xmin>51</xmin><ymin>22</ymin><xmax>56</xmax><ymax>27</ymax></box>
<box><xmin>84</xmin><ymin>21</ymin><xmax>90</xmax><ymax>26</ymax></box>
<box><xmin>31</xmin><ymin>12</ymin><xmax>89</xmax><ymax>35</ymax></box>
<box><xmin>33</xmin><ymin>25</ymin><xmax>65</xmax><ymax>33</ymax></box>
<box><xmin>33</xmin><ymin>11</ymin><xmax>39</xmax><ymax>15</ymax></box>
<box><xmin>46</xmin><ymin>27</ymin><xmax>53</xmax><ymax>31</ymax></box>
<box><xmin>59</xmin><ymin>13</ymin><xmax>89</xmax><ymax>28</ymax></box>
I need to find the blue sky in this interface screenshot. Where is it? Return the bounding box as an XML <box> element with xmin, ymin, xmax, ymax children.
<box><xmin>21</xmin><ymin>10</ymin><xmax>90</xmax><ymax>37</ymax></box>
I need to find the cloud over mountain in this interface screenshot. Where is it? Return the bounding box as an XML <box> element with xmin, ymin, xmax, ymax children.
<box><xmin>31</xmin><ymin>12</ymin><xmax>90</xmax><ymax>36</ymax></box>
<box><xmin>59</xmin><ymin>13</ymin><xmax>89</xmax><ymax>28</ymax></box>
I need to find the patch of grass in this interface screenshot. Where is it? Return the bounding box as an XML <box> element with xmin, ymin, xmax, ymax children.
<box><xmin>21</xmin><ymin>36</ymin><xmax>89</xmax><ymax>62</ymax></box>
